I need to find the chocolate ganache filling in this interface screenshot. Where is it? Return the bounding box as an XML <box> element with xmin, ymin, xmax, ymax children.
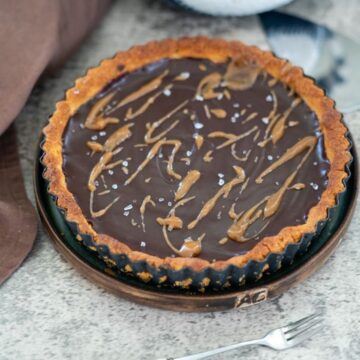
<box><xmin>62</xmin><ymin>58</ymin><xmax>329</xmax><ymax>261</ymax></box>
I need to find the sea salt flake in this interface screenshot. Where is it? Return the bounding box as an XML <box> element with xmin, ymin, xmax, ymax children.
<box><xmin>218</xmin><ymin>179</ymin><xmax>225</xmax><ymax>186</ymax></box>
<box><xmin>262</xmin><ymin>117</ymin><xmax>269</xmax><ymax>124</ymax></box>
<box><xmin>123</xmin><ymin>211</ymin><xmax>130</xmax><ymax>217</ymax></box>
<box><xmin>124</xmin><ymin>204</ymin><xmax>133</xmax><ymax>211</ymax></box>
<box><xmin>108</xmin><ymin>170</ymin><xmax>114</xmax><ymax>175</ymax></box>
<box><xmin>180</xmin><ymin>72</ymin><xmax>190</xmax><ymax>79</ymax></box>
<box><xmin>163</xmin><ymin>89</ymin><xmax>172</xmax><ymax>96</ymax></box>
<box><xmin>158</xmin><ymin>197</ymin><xmax>165</xmax><ymax>203</ymax></box>
<box><xmin>231</xmin><ymin>117</ymin><xmax>236</xmax><ymax>123</ymax></box>
<box><xmin>91</xmin><ymin>135</ymin><xmax>98</xmax><ymax>141</ymax></box>
<box><xmin>99</xmin><ymin>131</ymin><xmax>107</xmax><ymax>137</ymax></box>
<box><xmin>186</xmin><ymin>150</ymin><xmax>192</xmax><ymax>157</ymax></box>
<box><xmin>267</xmin><ymin>155</ymin><xmax>273</xmax><ymax>161</ymax></box>
<box><xmin>122</xmin><ymin>161</ymin><xmax>128</xmax><ymax>167</ymax></box>
<box><xmin>234</xmin><ymin>113</ymin><xmax>240</xmax><ymax>118</ymax></box>
<box><xmin>217</xmin><ymin>93</ymin><xmax>223</xmax><ymax>100</ymax></box>
<box><xmin>194</xmin><ymin>122</ymin><xmax>204</xmax><ymax>129</ymax></box>
<box><xmin>266</xmin><ymin>94</ymin><xmax>273</xmax><ymax>102</ymax></box>
<box><xmin>168</xmin><ymin>202</ymin><xmax>172</xmax><ymax>207</ymax></box>
<box><xmin>80</xmin><ymin>123</ymin><xmax>85</xmax><ymax>129</ymax></box>
<box><xmin>233</xmin><ymin>103</ymin><xmax>240</xmax><ymax>108</ymax></box>
<box><xmin>310</xmin><ymin>182</ymin><xmax>319</xmax><ymax>190</ymax></box>
<box><xmin>195</xmin><ymin>95</ymin><xmax>204</xmax><ymax>101</ymax></box>
<box><xmin>218</xmin><ymin>173</ymin><xmax>224</xmax><ymax>178</ymax></box>
<box><xmin>140</xmin><ymin>241</ymin><xmax>146</xmax><ymax>247</ymax></box>
<box><xmin>313</xmin><ymin>161</ymin><xmax>318</xmax><ymax>166</ymax></box>
<box><xmin>112</xmin><ymin>184</ymin><xmax>118</xmax><ymax>190</ymax></box>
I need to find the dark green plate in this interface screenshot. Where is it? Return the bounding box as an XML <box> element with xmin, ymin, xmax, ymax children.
<box><xmin>35</xmin><ymin>137</ymin><xmax>358</xmax><ymax>311</ymax></box>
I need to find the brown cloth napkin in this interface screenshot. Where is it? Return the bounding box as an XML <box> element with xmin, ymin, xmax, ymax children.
<box><xmin>0</xmin><ymin>0</ymin><xmax>111</xmax><ymax>284</ymax></box>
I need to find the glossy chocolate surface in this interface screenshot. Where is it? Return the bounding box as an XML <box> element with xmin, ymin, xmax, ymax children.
<box><xmin>62</xmin><ymin>58</ymin><xmax>329</xmax><ymax>261</ymax></box>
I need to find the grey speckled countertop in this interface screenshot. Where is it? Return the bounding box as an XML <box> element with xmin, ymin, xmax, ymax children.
<box><xmin>1</xmin><ymin>1</ymin><xmax>360</xmax><ymax>359</ymax></box>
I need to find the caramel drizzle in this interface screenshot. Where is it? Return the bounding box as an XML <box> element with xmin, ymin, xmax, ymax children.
<box><xmin>87</xmin><ymin>141</ymin><xmax>103</xmax><ymax>153</ymax></box>
<box><xmin>223</xmin><ymin>58</ymin><xmax>261</xmax><ymax>91</ymax></box>
<box><xmin>87</xmin><ymin>124</ymin><xmax>133</xmax><ymax>155</ymax></box>
<box><xmin>228</xmin><ymin>202</ymin><xmax>239</xmax><ymax>220</ymax></box>
<box><xmin>125</xmin><ymin>138</ymin><xmax>182</xmax><ymax>185</ymax></box>
<box><xmin>109</xmin><ymin>70</ymin><xmax>169</xmax><ymax>114</ymax></box>
<box><xmin>227</xmin><ymin>136</ymin><xmax>317</xmax><ymax>242</ymax></box>
<box><xmin>194</xmin><ymin>134</ymin><xmax>204</xmax><ymax>150</ymax></box>
<box><xmin>175</xmin><ymin>72</ymin><xmax>190</xmax><ymax>81</ymax></box>
<box><xmin>231</xmin><ymin>146</ymin><xmax>251</xmax><ymax>162</ymax></box>
<box><xmin>227</xmin><ymin>199</ymin><xmax>270</xmax><ymax>242</ymax></box>
<box><xmin>156</xmin><ymin>216</ymin><xmax>183</xmax><ymax>230</ymax></box>
<box><xmin>102</xmin><ymin>123</ymin><xmax>134</xmax><ymax>152</ymax></box>
<box><xmin>208</xmin><ymin>126</ymin><xmax>258</xmax><ymax>150</ymax></box>
<box><xmin>140</xmin><ymin>195</ymin><xmax>155</xmax><ymax>232</ymax></box>
<box><xmin>218</xmin><ymin>237</ymin><xmax>229</xmax><ymax>245</ymax></box>
<box><xmin>256</xmin><ymin>136</ymin><xmax>317</xmax><ymax>184</ymax></box>
<box><xmin>160</xmin><ymin>196</ymin><xmax>203</xmax><ymax>257</ymax></box>
<box><xmin>85</xmin><ymin>93</ymin><xmax>119</xmax><ymax>130</ymax></box>
<box><xmin>242</xmin><ymin>112</ymin><xmax>258</xmax><ymax>124</ymax></box>
<box><xmin>196</xmin><ymin>72</ymin><xmax>222</xmax><ymax>100</ymax></box>
<box><xmin>291</xmin><ymin>183</ymin><xmax>305</xmax><ymax>190</ymax></box>
<box><xmin>199</xmin><ymin>64</ymin><xmax>207</xmax><ymax>71</ymax></box>
<box><xmin>144</xmin><ymin>100</ymin><xmax>188</xmax><ymax>144</ymax></box>
<box><xmin>223</xmin><ymin>89</ymin><xmax>231</xmax><ymax>100</ymax></box>
<box><xmin>174</xmin><ymin>170</ymin><xmax>201</xmax><ymax>201</ymax></box>
<box><xmin>210</xmin><ymin>109</ymin><xmax>227</xmax><ymax>119</ymax></box>
<box><xmin>258</xmin><ymin>96</ymin><xmax>301</xmax><ymax>147</ymax></box>
<box><xmin>178</xmin><ymin>234</ymin><xmax>205</xmax><ymax>257</ymax></box>
<box><xmin>105</xmin><ymin>159</ymin><xmax>123</xmax><ymax>170</ymax></box>
<box><xmin>203</xmin><ymin>104</ymin><xmax>211</xmax><ymax>119</ymax></box>
<box><xmin>180</xmin><ymin>157</ymin><xmax>191</xmax><ymax>165</ymax></box>
<box><xmin>88</xmin><ymin>152</ymin><xmax>113</xmax><ymax>192</ymax></box>
<box><xmin>268</xmin><ymin>78</ymin><xmax>278</xmax><ymax>87</ymax></box>
<box><xmin>271</xmin><ymin>98</ymin><xmax>301</xmax><ymax>144</ymax></box>
<box><xmin>89</xmin><ymin>191</ymin><xmax>119</xmax><ymax>218</ymax></box>
<box><xmin>188</xmin><ymin>166</ymin><xmax>245</xmax><ymax>230</ymax></box>
<box><xmin>268</xmin><ymin>90</ymin><xmax>278</xmax><ymax>120</ymax></box>
<box><xmin>125</xmin><ymin>89</ymin><xmax>163</xmax><ymax>120</ymax></box>
<box><xmin>203</xmin><ymin>150</ymin><xmax>213</xmax><ymax>162</ymax></box>
<box><xmin>98</xmin><ymin>189</ymin><xmax>110</xmax><ymax>196</ymax></box>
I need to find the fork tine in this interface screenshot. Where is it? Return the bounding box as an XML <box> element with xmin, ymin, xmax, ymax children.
<box><xmin>287</xmin><ymin>324</ymin><xmax>324</xmax><ymax>347</ymax></box>
<box><xmin>282</xmin><ymin>313</ymin><xmax>321</xmax><ymax>333</ymax></box>
<box><xmin>284</xmin><ymin>317</ymin><xmax>323</xmax><ymax>337</ymax></box>
<box><xmin>286</xmin><ymin>323</ymin><xmax>323</xmax><ymax>346</ymax></box>
<box><xmin>287</xmin><ymin>320</ymin><xmax>324</xmax><ymax>342</ymax></box>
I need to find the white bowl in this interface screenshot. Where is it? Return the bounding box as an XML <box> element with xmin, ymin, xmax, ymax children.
<box><xmin>167</xmin><ymin>0</ymin><xmax>295</xmax><ymax>16</ymax></box>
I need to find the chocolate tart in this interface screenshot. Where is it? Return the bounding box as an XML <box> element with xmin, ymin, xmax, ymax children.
<box><xmin>42</xmin><ymin>37</ymin><xmax>351</xmax><ymax>290</ymax></box>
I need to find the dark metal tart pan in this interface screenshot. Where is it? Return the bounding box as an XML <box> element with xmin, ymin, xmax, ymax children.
<box><xmin>39</xmin><ymin>131</ymin><xmax>354</xmax><ymax>292</ymax></box>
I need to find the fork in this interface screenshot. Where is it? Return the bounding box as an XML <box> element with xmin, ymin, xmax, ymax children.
<box><xmin>157</xmin><ymin>313</ymin><xmax>323</xmax><ymax>360</ymax></box>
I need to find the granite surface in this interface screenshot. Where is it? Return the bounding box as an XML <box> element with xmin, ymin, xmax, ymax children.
<box><xmin>1</xmin><ymin>0</ymin><xmax>360</xmax><ymax>359</ymax></box>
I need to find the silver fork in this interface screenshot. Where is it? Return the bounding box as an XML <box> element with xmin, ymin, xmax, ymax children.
<box><xmin>157</xmin><ymin>313</ymin><xmax>323</xmax><ymax>360</ymax></box>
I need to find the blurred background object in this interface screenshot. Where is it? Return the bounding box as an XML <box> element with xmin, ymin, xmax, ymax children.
<box><xmin>260</xmin><ymin>12</ymin><xmax>360</xmax><ymax>112</ymax></box>
<box><xmin>162</xmin><ymin>0</ymin><xmax>295</xmax><ymax>16</ymax></box>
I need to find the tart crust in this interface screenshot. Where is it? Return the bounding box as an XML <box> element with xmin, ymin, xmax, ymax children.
<box><xmin>42</xmin><ymin>37</ymin><xmax>351</xmax><ymax>281</ymax></box>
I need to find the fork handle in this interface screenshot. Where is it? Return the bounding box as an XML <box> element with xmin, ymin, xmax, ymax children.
<box><xmin>157</xmin><ymin>338</ymin><xmax>264</xmax><ymax>360</ymax></box>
